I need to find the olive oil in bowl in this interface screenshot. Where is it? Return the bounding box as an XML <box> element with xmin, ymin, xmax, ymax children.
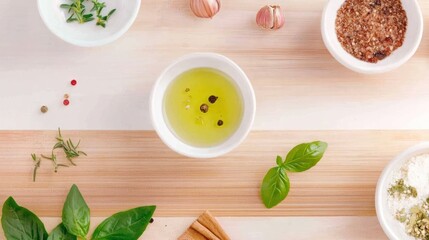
<box><xmin>163</xmin><ymin>68</ymin><xmax>244</xmax><ymax>147</ymax></box>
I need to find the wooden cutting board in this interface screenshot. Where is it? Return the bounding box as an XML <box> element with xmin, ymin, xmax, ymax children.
<box><xmin>0</xmin><ymin>0</ymin><xmax>426</xmax><ymax>239</ymax></box>
<box><xmin>0</xmin><ymin>130</ymin><xmax>427</xmax><ymax>217</ymax></box>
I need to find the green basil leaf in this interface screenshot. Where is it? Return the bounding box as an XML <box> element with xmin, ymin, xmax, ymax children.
<box><xmin>261</xmin><ymin>167</ymin><xmax>290</xmax><ymax>209</ymax></box>
<box><xmin>283</xmin><ymin>141</ymin><xmax>328</xmax><ymax>172</ymax></box>
<box><xmin>1</xmin><ymin>197</ymin><xmax>48</xmax><ymax>240</ymax></box>
<box><xmin>276</xmin><ymin>156</ymin><xmax>283</xmax><ymax>166</ymax></box>
<box><xmin>62</xmin><ymin>184</ymin><xmax>90</xmax><ymax>238</ymax></box>
<box><xmin>92</xmin><ymin>206</ymin><xmax>156</xmax><ymax>240</ymax></box>
<box><xmin>47</xmin><ymin>223</ymin><xmax>76</xmax><ymax>240</ymax></box>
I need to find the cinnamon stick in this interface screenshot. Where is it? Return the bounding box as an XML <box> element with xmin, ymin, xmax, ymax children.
<box><xmin>178</xmin><ymin>211</ymin><xmax>230</xmax><ymax>240</ymax></box>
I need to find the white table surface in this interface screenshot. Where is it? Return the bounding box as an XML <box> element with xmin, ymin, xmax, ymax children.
<box><xmin>1</xmin><ymin>0</ymin><xmax>428</xmax><ymax>131</ymax></box>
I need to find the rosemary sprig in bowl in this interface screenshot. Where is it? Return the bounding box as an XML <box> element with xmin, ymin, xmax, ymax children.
<box><xmin>60</xmin><ymin>0</ymin><xmax>94</xmax><ymax>24</ymax></box>
<box><xmin>91</xmin><ymin>0</ymin><xmax>116</xmax><ymax>28</ymax></box>
<box><xmin>60</xmin><ymin>0</ymin><xmax>116</xmax><ymax>27</ymax></box>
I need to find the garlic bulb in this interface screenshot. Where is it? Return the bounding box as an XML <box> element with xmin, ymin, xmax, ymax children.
<box><xmin>190</xmin><ymin>0</ymin><xmax>221</xmax><ymax>18</ymax></box>
<box><xmin>256</xmin><ymin>5</ymin><xmax>285</xmax><ymax>30</ymax></box>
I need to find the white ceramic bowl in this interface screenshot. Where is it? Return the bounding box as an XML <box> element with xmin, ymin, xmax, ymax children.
<box><xmin>376</xmin><ymin>142</ymin><xmax>429</xmax><ymax>240</ymax></box>
<box><xmin>321</xmin><ymin>0</ymin><xmax>424</xmax><ymax>74</ymax></box>
<box><xmin>38</xmin><ymin>0</ymin><xmax>140</xmax><ymax>47</ymax></box>
<box><xmin>150</xmin><ymin>53</ymin><xmax>256</xmax><ymax>158</ymax></box>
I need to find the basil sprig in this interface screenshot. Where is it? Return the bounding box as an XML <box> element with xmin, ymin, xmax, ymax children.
<box><xmin>1</xmin><ymin>185</ymin><xmax>156</xmax><ymax>240</ymax></box>
<box><xmin>62</xmin><ymin>184</ymin><xmax>90</xmax><ymax>238</ymax></box>
<box><xmin>92</xmin><ymin>206</ymin><xmax>156</xmax><ymax>240</ymax></box>
<box><xmin>261</xmin><ymin>165</ymin><xmax>290</xmax><ymax>209</ymax></box>
<box><xmin>1</xmin><ymin>197</ymin><xmax>48</xmax><ymax>240</ymax></box>
<box><xmin>261</xmin><ymin>141</ymin><xmax>328</xmax><ymax>208</ymax></box>
<box><xmin>47</xmin><ymin>224</ymin><xmax>76</xmax><ymax>240</ymax></box>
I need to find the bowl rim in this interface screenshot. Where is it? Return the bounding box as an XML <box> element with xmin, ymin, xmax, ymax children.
<box><xmin>150</xmin><ymin>52</ymin><xmax>256</xmax><ymax>158</ymax></box>
<box><xmin>321</xmin><ymin>0</ymin><xmax>424</xmax><ymax>74</ymax></box>
<box><xmin>375</xmin><ymin>142</ymin><xmax>429</xmax><ymax>240</ymax></box>
<box><xmin>37</xmin><ymin>0</ymin><xmax>141</xmax><ymax>47</ymax></box>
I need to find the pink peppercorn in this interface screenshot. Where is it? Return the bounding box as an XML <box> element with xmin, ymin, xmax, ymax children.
<box><xmin>63</xmin><ymin>99</ymin><xmax>70</xmax><ymax>106</ymax></box>
<box><xmin>71</xmin><ymin>79</ymin><xmax>77</xmax><ymax>86</ymax></box>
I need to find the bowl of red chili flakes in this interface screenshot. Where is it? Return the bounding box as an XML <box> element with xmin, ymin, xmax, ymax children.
<box><xmin>321</xmin><ymin>0</ymin><xmax>423</xmax><ymax>74</ymax></box>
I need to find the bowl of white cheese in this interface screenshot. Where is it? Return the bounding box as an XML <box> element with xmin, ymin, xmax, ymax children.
<box><xmin>376</xmin><ymin>142</ymin><xmax>429</xmax><ymax>240</ymax></box>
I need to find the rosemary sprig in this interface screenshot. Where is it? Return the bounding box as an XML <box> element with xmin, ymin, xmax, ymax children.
<box><xmin>60</xmin><ymin>0</ymin><xmax>94</xmax><ymax>24</ymax></box>
<box><xmin>53</xmin><ymin>128</ymin><xmax>87</xmax><ymax>166</ymax></box>
<box><xmin>31</xmin><ymin>154</ymin><xmax>41</xmax><ymax>182</ymax></box>
<box><xmin>90</xmin><ymin>0</ymin><xmax>105</xmax><ymax>13</ymax></box>
<box><xmin>31</xmin><ymin>128</ymin><xmax>86</xmax><ymax>182</ymax></box>
<box><xmin>60</xmin><ymin>0</ymin><xmax>116</xmax><ymax>27</ymax></box>
<box><xmin>41</xmin><ymin>151</ymin><xmax>69</xmax><ymax>173</ymax></box>
<box><xmin>91</xmin><ymin>0</ymin><xmax>116</xmax><ymax>28</ymax></box>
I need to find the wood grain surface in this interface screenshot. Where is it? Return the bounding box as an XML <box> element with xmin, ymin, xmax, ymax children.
<box><xmin>0</xmin><ymin>130</ymin><xmax>427</xmax><ymax>218</ymax></box>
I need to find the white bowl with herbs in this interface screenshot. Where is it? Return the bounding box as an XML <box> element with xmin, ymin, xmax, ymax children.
<box><xmin>38</xmin><ymin>0</ymin><xmax>141</xmax><ymax>47</ymax></box>
<box><xmin>321</xmin><ymin>0</ymin><xmax>423</xmax><ymax>74</ymax></box>
<box><xmin>376</xmin><ymin>143</ymin><xmax>429</xmax><ymax>240</ymax></box>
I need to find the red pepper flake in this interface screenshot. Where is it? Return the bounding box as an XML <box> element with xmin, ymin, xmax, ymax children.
<box><xmin>335</xmin><ymin>0</ymin><xmax>407</xmax><ymax>63</ymax></box>
<box><xmin>71</xmin><ymin>79</ymin><xmax>77</xmax><ymax>86</ymax></box>
<box><xmin>63</xmin><ymin>99</ymin><xmax>70</xmax><ymax>106</ymax></box>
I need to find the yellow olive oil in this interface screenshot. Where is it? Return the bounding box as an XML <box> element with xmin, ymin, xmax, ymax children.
<box><xmin>163</xmin><ymin>68</ymin><xmax>243</xmax><ymax>147</ymax></box>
